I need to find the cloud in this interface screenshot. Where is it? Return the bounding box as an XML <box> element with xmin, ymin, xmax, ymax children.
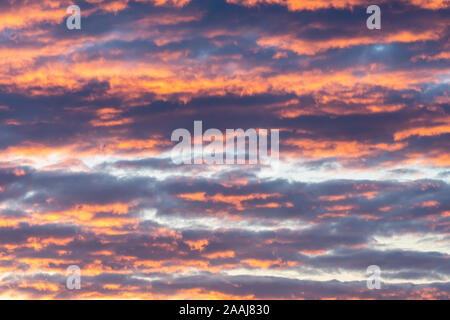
<box><xmin>0</xmin><ymin>0</ymin><xmax>448</xmax><ymax>299</ymax></box>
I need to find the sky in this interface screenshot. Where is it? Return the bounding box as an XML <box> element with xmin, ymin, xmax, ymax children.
<box><xmin>0</xmin><ymin>0</ymin><xmax>449</xmax><ymax>299</ymax></box>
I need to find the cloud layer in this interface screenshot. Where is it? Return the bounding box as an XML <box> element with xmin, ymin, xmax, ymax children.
<box><xmin>0</xmin><ymin>0</ymin><xmax>449</xmax><ymax>299</ymax></box>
